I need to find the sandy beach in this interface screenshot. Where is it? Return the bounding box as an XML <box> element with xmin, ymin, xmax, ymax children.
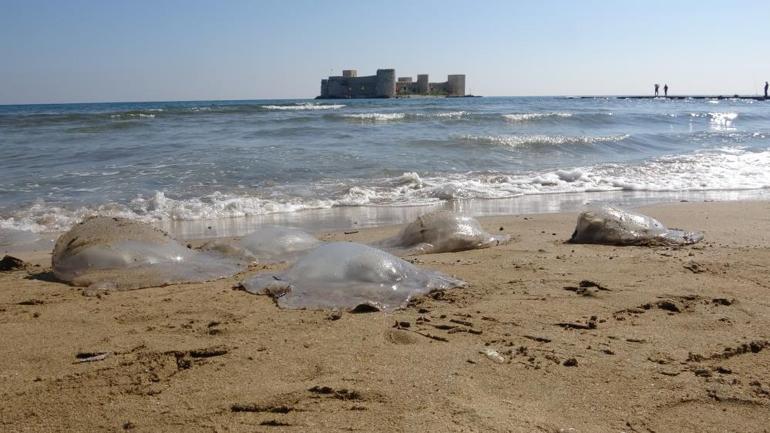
<box><xmin>1</xmin><ymin>201</ymin><xmax>769</xmax><ymax>433</ymax></box>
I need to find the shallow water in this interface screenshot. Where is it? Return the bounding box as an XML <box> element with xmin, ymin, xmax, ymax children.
<box><xmin>1</xmin><ymin>96</ymin><xmax>769</xmax><ymax>239</ymax></box>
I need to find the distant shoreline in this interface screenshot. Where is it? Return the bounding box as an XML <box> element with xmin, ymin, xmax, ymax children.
<box><xmin>577</xmin><ymin>95</ymin><xmax>768</xmax><ymax>101</ymax></box>
<box><xmin>3</xmin><ymin>94</ymin><xmax>768</xmax><ymax>106</ymax></box>
<box><xmin>314</xmin><ymin>94</ymin><xmax>482</xmax><ymax>100</ymax></box>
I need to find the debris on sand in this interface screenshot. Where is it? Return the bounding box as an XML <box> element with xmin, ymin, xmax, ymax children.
<box><xmin>75</xmin><ymin>351</ymin><xmax>111</xmax><ymax>363</ymax></box>
<box><xmin>481</xmin><ymin>348</ymin><xmax>506</xmax><ymax>364</ymax></box>
<box><xmin>0</xmin><ymin>255</ymin><xmax>25</xmax><ymax>271</ymax></box>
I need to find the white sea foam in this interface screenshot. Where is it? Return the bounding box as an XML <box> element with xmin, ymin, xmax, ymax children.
<box><xmin>4</xmin><ymin>147</ymin><xmax>770</xmax><ymax>234</ymax></box>
<box><xmin>459</xmin><ymin>134</ymin><xmax>630</xmax><ymax>147</ymax></box>
<box><xmin>110</xmin><ymin>113</ymin><xmax>156</xmax><ymax>119</ymax></box>
<box><xmin>262</xmin><ymin>103</ymin><xmax>345</xmax><ymax>110</ymax></box>
<box><xmin>503</xmin><ymin>112</ymin><xmax>573</xmax><ymax>121</ymax></box>
<box><xmin>0</xmin><ymin>192</ymin><xmax>337</xmax><ymax>234</ymax></box>
<box><xmin>709</xmin><ymin>112</ymin><xmax>738</xmax><ymax>130</ymax></box>
<box><xmin>343</xmin><ymin>113</ymin><xmax>406</xmax><ymax>121</ymax></box>
<box><xmin>341</xmin><ymin>111</ymin><xmax>468</xmax><ymax>121</ymax></box>
<box><xmin>431</xmin><ymin>111</ymin><xmax>468</xmax><ymax>119</ymax></box>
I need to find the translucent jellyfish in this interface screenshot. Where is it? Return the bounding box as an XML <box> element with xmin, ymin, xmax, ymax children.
<box><xmin>241</xmin><ymin>242</ymin><xmax>466</xmax><ymax>311</ymax></box>
<box><xmin>201</xmin><ymin>225</ymin><xmax>320</xmax><ymax>262</ymax></box>
<box><xmin>379</xmin><ymin>211</ymin><xmax>510</xmax><ymax>254</ymax></box>
<box><xmin>52</xmin><ymin>217</ymin><xmax>243</xmax><ymax>289</ymax></box>
<box><xmin>568</xmin><ymin>206</ymin><xmax>704</xmax><ymax>246</ymax></box>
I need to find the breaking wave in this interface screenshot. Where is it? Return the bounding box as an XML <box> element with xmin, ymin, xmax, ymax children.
<box><xmin>109</xmin><ymin>112</ymin><xmax>156</xmax><ymax>119</ymax></box>
<box><xmin>261</xmin><ymin>103</ymin><xmax>346</xmax><ymax>110</ymax></box>
<box><xmin>4</xmin><ymin>146</ymin><xmax>770</xmax><ymax>234</ymax></box>
<box><xmin>342</xmin><ymin>113</ymin><xmax>407</xmax><ymax>121</ymax></box>
<box><xmin>503</xmin><ymin>112</ymin><xmax>573</xmax><ymax>121</ymax></box>
<box><xmin>458</xmin><ymin>134</ymin><xmax>631</xmax><ymax>147</ymax></box>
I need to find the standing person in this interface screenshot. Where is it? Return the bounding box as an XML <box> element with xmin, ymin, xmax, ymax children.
<box><xmin>664</xmin><ymin>84</ymin><xmax>669</xmax><ymax>97</ymax></box>
<box><xmin>765</xmin><ymin>81</ymin><xmax>768</xmax><ymax>99</ymax></box>
<box><xmin>654</xmin><ymin>84</ymin><xmax>659</xmax><ymax>96</ymax></box>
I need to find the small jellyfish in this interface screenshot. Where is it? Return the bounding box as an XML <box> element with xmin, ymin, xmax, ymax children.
<box><xmin>379</xmin><ymin>211</ymin><xmax>510</xmax><ymax>254</ymax></box>
<box><xmin>52</xmin><ymin>216</ymin><xmax>242</xmax><ymax>289</ymax></box>
<box><xmin>201</xmin><ymin>225</ymin><xmax>320</xmax><ymax>262</ymax></box>
<box><xmin>241</xmin><ymin>242</ymin><xmax>465</xmax><ymax>312</ymax></box>
<box><xmin>568</xmin><ymin>206</ymin><xmax>703</xmax><ymax>246</ymax></box>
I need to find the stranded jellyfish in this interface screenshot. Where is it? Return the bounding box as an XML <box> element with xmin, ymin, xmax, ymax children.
<box><xmin>241</xmin><ymin>242</ymin><xmax>465</xmax><ymax>312</ymax></box>
<box><xmin>379</xmin><ymin>211</ymin><xmax>510</xmax><ymax>254</ymax></box>
<box><xmin>568</xmin><ymin>206</ymin><xmax>703</xmax><ymax>246</ymax></box>
<box><xmin>52</xmin><ymin>217</ymin><xmax>242</xmax><ymax>289</ymax></box>
<box><xmin>201</xmin><ymin>225</ymin><xmax>320</xmax><ymax>262</ymax></box>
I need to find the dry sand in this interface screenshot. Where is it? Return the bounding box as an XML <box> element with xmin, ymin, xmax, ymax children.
<box><xmin>1</xmin><ymin>201</ymin><xmax>769</xmax><ymax>433</ymax></box>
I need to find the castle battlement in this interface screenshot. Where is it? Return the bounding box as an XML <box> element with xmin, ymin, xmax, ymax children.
<box><xmin>318</xmin><ymin>69</ymin><xmax>465</xmax><ymax>99</ymax></box>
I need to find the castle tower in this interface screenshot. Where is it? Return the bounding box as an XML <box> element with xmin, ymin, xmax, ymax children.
<box><xmin>447</xmin><ymin>75</ymin><xmax>466</xmax><ymax>96</ymax></box>
<box><xmin>375</xmin><ymin>69</ymin><xmax>396</xmax><ymax>98</ymax></box>
<box><xmin>416</xmin><ymin>74</ymin><xmax>429</xmax><ymax>94</ymax></box>
<box><xmin>342</xmin><ymin>69</ymin><xmax>358</xmax><ymax>78</ymax></box>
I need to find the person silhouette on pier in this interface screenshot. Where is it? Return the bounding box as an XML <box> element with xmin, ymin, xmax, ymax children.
<box><xmin>664</xmin><ymin>84</ymin><xmax>669</xmax><ymax>97</ymax></box>
<box><xmin>654</xmin><ymin>84</ymin><xmax>659</xmax><ymax>96</ymax></box>
<box><xmin>765</xmin><ymin>81</ymin><xmax>768</xmax><ymax>99</ymax></box>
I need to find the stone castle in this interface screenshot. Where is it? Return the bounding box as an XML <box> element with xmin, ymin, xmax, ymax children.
<box><xmin>317</xmin><ymin>69</ymin><xmax>466</xmax><ymax>99</ymax></box>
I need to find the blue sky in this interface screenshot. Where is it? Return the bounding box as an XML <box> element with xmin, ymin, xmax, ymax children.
<box><xmin>1</xmin><ymin>0</ymin><xmax>769</xmax><ymax>103</ymax></box>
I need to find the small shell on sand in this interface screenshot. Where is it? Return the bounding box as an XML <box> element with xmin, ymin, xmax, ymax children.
<box><xmin>481</xmin><ymin>348</ymin><xmax>506</xmax><ymax>363</ymax></box>
<box><xmin>52</xmin><ymin>217</ymin><xmax>242</xmax><ymax>290</ymax></box>
<box><xmin>568</xmin><ymin>206</ymin><xmax>703</xmax><ymax>246</ymax></box>
<box><xmin>241</xmin><ymin>242</ymin><xmax>465</xmax><ymax>312</ymax></box>
<box><xmin>379</xmin><ymin>211</ymin><xmax>510</xmax><ymax>255</ymax></box>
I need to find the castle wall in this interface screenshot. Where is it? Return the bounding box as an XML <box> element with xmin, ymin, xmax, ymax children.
<box><xmin>318</xmin><ymin>69</ymin><xmax>461</xmax><ymax>98</ymax></box>
<box><xmin>429</xmin><ymin>82</ymin><xmax>449</xmax><ymax>94</ymax></box>
<box><xmin>320</xmin><ymin>69</ymin><xmax>395</xmax><ymax>99</ymax></box>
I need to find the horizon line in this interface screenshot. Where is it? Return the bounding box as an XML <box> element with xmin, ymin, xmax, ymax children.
<box><xmin>1</xmin><ymin>93</ymin><xmax>768</xmax><ymax>107</ymax></box>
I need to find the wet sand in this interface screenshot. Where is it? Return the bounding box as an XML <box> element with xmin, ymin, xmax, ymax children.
<box><xmin>1</xmin><ymin>201</ymin><xmax>769</xmax><ymax>432</ymax></box>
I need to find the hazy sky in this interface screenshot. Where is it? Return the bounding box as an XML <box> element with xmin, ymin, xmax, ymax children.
<box><xmin>1</xmin><ymin>0</ymin><xmax>769</xmax><ymax>104</ymax></box>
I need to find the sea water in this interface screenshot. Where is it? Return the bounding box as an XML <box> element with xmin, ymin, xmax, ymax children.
<box><xmin>1</xmin><ymin>96</ymin><xmax>769</xmax><ymax>241</ymax></box>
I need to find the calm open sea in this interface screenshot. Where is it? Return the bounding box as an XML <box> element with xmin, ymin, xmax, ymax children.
<box><xmin>1</xmin><ymin>96</ymin><xmax>769</xmax><ymax>242</ymax></box>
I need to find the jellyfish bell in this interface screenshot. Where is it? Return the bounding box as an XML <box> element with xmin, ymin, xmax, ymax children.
<box><xmin>242</xmin><ymin>242</ymin><xmax>465</xmax><ymax>312</ymax></box>
<box><xmin>569</xmin><ymin>206</ymin><xmax>703</xmax><ymax>246</ymax></box>
<box><xmin>201</xmin><ymin>225</ymin><xmax>321</xmax><ymax>262</ymax></box>
<box><xmin>52</xmin><ymin>216</ymin><xmax>242</xmax><ymax>289</ymax></box>
<box><xmin>379</xmin><ymin>211</ymin><xmax>510</xmax><ymax>255</ymax></box>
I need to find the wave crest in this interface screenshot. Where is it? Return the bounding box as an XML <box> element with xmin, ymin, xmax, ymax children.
<box><xmin>458</xmin><ymin>134</ymin><xmax>630</xmax><ymax>147</ymax></box>
<box><xmin>261</xmin><ymin>103</ymin><xmax>345</xmax><ymax>111</ymax></box>
<box><xmin>503</xmin><ymin>112</ymin><xmax>572</xmax><ymax>121</ymax></box>
<box><xmin>342</xmin><ymin>113</ymin><xmax>406</xmax><ymax>121</ymax></box>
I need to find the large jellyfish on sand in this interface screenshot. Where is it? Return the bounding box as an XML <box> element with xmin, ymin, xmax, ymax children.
<box><xmin>201</xmin><ymin>225</ymin><xmax>320</xmax><ymax>262</ymax></box>
<box><xmin>241</xmin><ymin>242</ymin><xmax>465</xmax><ymax>312</ymax></box>
<box><xmin>379</xmin><ymin>211</ymin><xmax>510</xmax><ymax>255</ymax></box>
<box><xmin>568</xmin><ymin>206</ymin><xmax>703</xmax><ymax>246</ymax></box>
<box><xmin>52</xmin><ymin>217</ymin><xmax>242</xmax><ymax>289</ymax></box>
